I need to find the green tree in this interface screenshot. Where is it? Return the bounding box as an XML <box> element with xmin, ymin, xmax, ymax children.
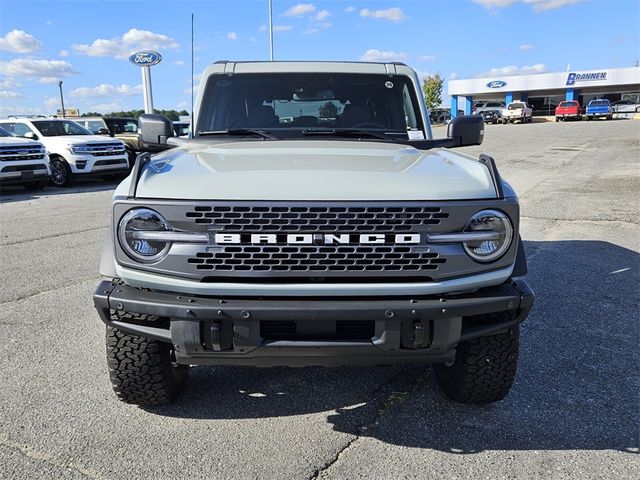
<box><xmin>318</xmin><ymin>101</ymin><xmax>338</xmax><ymax>118</ymax></box>
<box><xmin>422</xmin><ymin>74</ymin><xmax>443</xmax><ymax>112</ymax></box>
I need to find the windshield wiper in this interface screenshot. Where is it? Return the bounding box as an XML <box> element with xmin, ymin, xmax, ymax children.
<box><xmin>197</xmin><ymin>128</ymin><xmax>276</xmax><ymax>140</ymax></box>
<box><xmin>301</xmin><ymin>128</ymin><xmax>399</xmax><ymax>141</ymax></box>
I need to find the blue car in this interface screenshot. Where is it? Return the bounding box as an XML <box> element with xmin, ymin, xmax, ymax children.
<box><xmin>585</xmin><ymin>99</ymin><xmax>613</xmax><ymax>121</ymax></box>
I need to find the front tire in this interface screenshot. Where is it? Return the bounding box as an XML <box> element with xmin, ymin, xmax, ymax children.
<box><xmin>106</xmin><ymin>314</ymin><xmax>188</xmax><ymax>406</ymax></box>
<box><xmin>433</xmin><ymin>325</ymin><xmax>519</xmax><ymax>404</ymax></box>
<box><xmin>49</xmin><ymin>156</ymin><xmax>74</xmax><ymax>187</ymax></box>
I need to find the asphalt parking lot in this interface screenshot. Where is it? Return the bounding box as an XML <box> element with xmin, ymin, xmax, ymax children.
<box><xmin>1</xmin><ymin>119</ymin><xmax>638</xmax><ymax>479</ymax></box>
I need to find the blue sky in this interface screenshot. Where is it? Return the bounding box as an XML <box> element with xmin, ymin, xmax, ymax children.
<box><xmin>0</xmin><ymin>0</ymin><xmax>638</xmax><ymax>114</ymax></box>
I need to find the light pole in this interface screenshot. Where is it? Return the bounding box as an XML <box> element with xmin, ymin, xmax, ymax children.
<box><xmin>58</xmin><ymin>81</ymin><xmax>66</xmax><ymax>118</ymax></box>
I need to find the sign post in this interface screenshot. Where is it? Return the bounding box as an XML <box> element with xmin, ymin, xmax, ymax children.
<box><xmin>129</xmin><ymin>51</ymin><xmax>162</xmax><ymax>114</ymax></box>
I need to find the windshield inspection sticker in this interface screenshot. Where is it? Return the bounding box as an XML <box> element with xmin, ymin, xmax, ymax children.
<box><xmin>408</xmin><ymin>130</ymin><xmax>425</xmax><ymax>140</ymax></box>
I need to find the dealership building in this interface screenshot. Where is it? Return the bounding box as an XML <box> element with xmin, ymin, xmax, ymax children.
<box><xmin>448</xmin><ymin>66</ymin><xmax>640</xmax><ymax>116</ymax></box>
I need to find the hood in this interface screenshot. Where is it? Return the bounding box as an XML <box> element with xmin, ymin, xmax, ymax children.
<box><xmin>119</xmin><ymin>140</ymin><xmax>497</xmax><ymax>201</ymax></box>
<box><xmin>0</xmin><ymin>137</ymin><xmax>43</xmax><ymax>147</ymax></box>
<box><xmin>41</xmin><ymin>135</ymin><xmax>124</xmax><ymax>147</ymax></box>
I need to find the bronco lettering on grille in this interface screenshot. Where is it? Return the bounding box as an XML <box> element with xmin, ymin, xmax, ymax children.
<box><xmin>214</xmin><ymin>233</ymin><xmax>421</xmax><ymax>245</ymax></box>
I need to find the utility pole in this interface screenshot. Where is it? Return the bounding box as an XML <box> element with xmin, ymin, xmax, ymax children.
<box><xmin>268</xmin><ymin>0</ymin><xmax>274</xmax><ymax>61</ymax></box>
<box><xmin>58</xmin><ymin>81</ymin><xmax>66</xmax><ymax>118</ymax></box>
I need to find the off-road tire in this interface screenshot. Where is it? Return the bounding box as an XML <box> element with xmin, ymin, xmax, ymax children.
<box><xmin>433</xmin><ymin>325</ymin><xmax>519</xmax><ymax>404</ymax></box>
<box><xmin>106</xmin><ymin>313</ymin><xmax>188</xmax><ymax>406</ymax></box>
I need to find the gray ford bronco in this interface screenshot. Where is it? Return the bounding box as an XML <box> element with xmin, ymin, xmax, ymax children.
<box><xmin>94</xmin><ymin>61</ymin><xmax>534</xmax><ymax>406</ymax></box>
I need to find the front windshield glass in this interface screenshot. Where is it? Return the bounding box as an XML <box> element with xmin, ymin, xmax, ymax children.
<box><xmin>508</xmin><ymin>103</ymin><xmax>525</xmax><ymax>110</ymax></box>
<box><xmin>0</xmin><ymin>127</ymin><xmax>10</xmax><ymax>137</ymax></box>
<box><xmin>32</xmin><ymin>120</ymin><xmax>91</xmax><ymax>136</ymax></box>
<box><xmin>197</xmin><ymin>73</ymin><xmax>424</xmax><ymax>139</ymax></box>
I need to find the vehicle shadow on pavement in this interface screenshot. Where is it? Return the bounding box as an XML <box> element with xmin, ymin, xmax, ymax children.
<box><xmin>0</xmin><ymin>179</ymin><xmax>118</xmax><ymax>203</ymax></box>
<box><xmin>146</xmin><ymin>240</ymin><xmax>639</xmax><ymax>454</ymax></box>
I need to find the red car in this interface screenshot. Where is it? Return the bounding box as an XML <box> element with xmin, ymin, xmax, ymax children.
<box><xmin>555</xmin><ymin>101</ymin><xmax>582</xmax><ymax>121</ymax></box>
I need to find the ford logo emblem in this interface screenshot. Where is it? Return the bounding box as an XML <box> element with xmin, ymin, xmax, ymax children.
<box><xmin>487</xmin><ymin>80</ymin><xmax>507</xmax><ymax>88</ymax></box>
<box><xmin>129</xmin><ymin>50</ymin><xmax>162</xmax><ymax>67</ymax></box>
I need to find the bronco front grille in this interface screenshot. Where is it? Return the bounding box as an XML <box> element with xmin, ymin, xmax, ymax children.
<box><xmin>188</xmin><ymin>245</ymin><xmax>445</xmax><ymax>273</ymax></box>
<box><xmin>185</xmin><ymin>205</ymin><xmax>449</xmax><ymax>232</ymax></box>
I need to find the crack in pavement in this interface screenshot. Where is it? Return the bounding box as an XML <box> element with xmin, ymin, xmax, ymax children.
<box><xmin>309</xmin><ymin>367</ymin><xmax>419</xmax><ymax>479</ymax></box>
<box><xmin>1</xmin><ymin>225</ymin><xmax>108</xmax><ymax>246</ymax></box>
<box><xmin>0</xmin><ymin>277</ymin><xmax>100</xmax><ymax>306</ymax></box>
<box><xmin>0</xmin><ymin>437</ymin><xmax>111</xmax><ymax>480</ymax></box>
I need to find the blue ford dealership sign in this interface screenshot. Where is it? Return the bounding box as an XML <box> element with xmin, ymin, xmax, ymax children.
<box><xmin>129</xmin><ymin>51</ymin><xmax>162</xmax><ymax>67</ymax></box>
<box><xmin>487</xmin><ymin>80</ymin><xmax>507</xmax><ymax>88</ymax></box>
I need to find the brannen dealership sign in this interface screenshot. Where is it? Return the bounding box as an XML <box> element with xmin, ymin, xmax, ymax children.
<box><xmin>566</xmin><ymin>71</ymin><xmax>607</xmax><ymax>86</ymax></box>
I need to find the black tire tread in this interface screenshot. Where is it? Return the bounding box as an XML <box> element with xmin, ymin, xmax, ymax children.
<box><xmin>106</xmin><ymin>312</ymin><xmax>187</xmax><ymax>406</ymax></box>
<box><xmin>434</xmin><ymin>326</ymin><xmax>519</xmax><ymax>404</ymax></box>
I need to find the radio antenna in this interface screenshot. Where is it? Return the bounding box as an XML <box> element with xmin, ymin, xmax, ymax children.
<box><xmin>191</xmin><ymin>12</ymin><xmax>195</xmax><ymax>137</ymax></box>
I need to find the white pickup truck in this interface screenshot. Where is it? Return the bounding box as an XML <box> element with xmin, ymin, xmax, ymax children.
<box><xmin>501</xmin><ymin>102</ymin><xmax>533</xmax><ymax>124</ymax></box>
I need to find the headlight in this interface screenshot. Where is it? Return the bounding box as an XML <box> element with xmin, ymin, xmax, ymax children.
<box><xmin>463</xmin><ymin>210</ymin><xmax>513</xmax><ymax>262</ymax></box>
<box><xmin>118</xmin><ymin>208</ymin><xmax>171</xmax><ymax>263</ymax></box>
<box><xmin>66</xmin><ymin>144</ymin><xmax>91</xmax><ymax>154</ymax></box>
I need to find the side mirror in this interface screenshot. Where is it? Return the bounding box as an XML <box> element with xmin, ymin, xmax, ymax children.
<box><xmin>447</xmin><ymin>115</ymin><xmax>484</xmax><ymax>147</ymax></box>
<box><xmin>97</xmin><ymin>128</ymin><xmax>110</xmax><ymax>135</ymax></box>
<box><xmin>138</xmin><ymin>114</ymin><xmax>174</xmax><ymax>148</ymax></box>
<box><xmin>24</xmin><ymin>132</ymin><xmax>37</xmax><ymax>140</ymax></box>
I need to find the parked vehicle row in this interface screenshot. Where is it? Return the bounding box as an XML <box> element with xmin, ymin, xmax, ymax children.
<box><xmin>0</xmin><ymin>126</ymin><xmax>50</xmax><ymax>191</ymax></box>
<box><xmin>0</xmin><ymin>117</ymin><xmax>130</xmax><ymax>189</ymax></box>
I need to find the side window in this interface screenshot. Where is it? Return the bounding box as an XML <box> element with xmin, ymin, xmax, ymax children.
<box><xmin>13</xmin><ymin>123</ymin><xmax>34</xmax><ymax>137</ymax></box>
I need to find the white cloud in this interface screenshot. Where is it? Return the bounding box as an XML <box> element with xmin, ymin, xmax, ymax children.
<box><xmin>72</xmin><ymin>28</ymin><xmax>179</xmax><ymax>60</ymax></box>
<box><xmin>227</xmin><ymin>32</ymin><xmax>238</xmax><ymax>40</ymax></box>
<box><xmin>449</xmin><ymin>72</ymin><xmax>459</xmax><ymax>80</ymax></box>
<box><xmin>360</xmin><ymin>49</ymin><xmax>408</xmax><ymax>62</ymax></box>
<box><xmin>46</xmin><ymin>20</ymin><xmax>53</xmax><ymax>26</ymax></box>
<box><xmin>473</xmin><ymin>0</ymin><xmax>583</xmax><ymax>12</ymax></box>
<box><xmin>0</xmin><ymin>58</ymin><xmax>78</xmax><ymax>81</ymax></box>
<box><xmin>69</xmin><ymin>83</ymin><xmax>143</xmax><ymax>98</ymax></box>
<box><xmin>88</xmin><ymin>102</ymin><xmax>128</xmax><ymax>113</ymax></box>
<box><xmin>519</xmin><ymin>44</ymin><xmax>535</xmax><ymax>51</ymax></box>
<box><xmin>174</xmin><ymin>60</ymin><xmax>185</xmax><ymax>65</ymax></box>
<box><xmin>259</xmin><ymin>24</ymin><xmax>294</xmax><ymax>32</ymax></box>
<box><xmin>344</xmin><ymin>6</ymin><xmax>356</xmax><ymax>13</ymax></box>
<box><xmin>0</xmin><ymin>78</ymin><xmax>20</xmax><ymax>89</ymax></box>
<box><xmin>304</xmin><ymin>21</ymin><xmax>332</xmax><ymax>34</ymax></box>
<box><xmin>283</xmin><ymin>3</ymin><xmax>316</xmax><ymax>17</ymax></box>
<box><xmin>59</xmin><ymin>49</ymin><xmax>69</xmax><ymax>57</ymax></box>
<box><xmin>360</xmin><ymin>7</ymin><xmax>406</xmax><ymax>21</ymax></box>
<box><xmin>418</xmin><ymin>54</ymin><xmax>436</xmax><ymax>61</ymax></box>
<box><xmin>315</xmin><ymin>9</ymin><xmax>330</xmax><ymax>21</ymax></box>
<box><xmin>0</xmin><ymin>29</ymin><xmax>42</xmax><ymax>53</ymax></box>
<box><xmin>0</xmin><ymin>90</ymin><xmax>22</xmax><ymax>98</ymax></box>
<box><xmin>44</xmin><ymin>97</ymin><xmax>59</xmax><ymax>108</ymax></box>
<box><xmin>250</xmin><ymin>36</ymin><xmax>257</xmax><ymax>43</ymax></box>
<box><xmin>478</xmin><ymin>63</ymin><xmax>547</xmax><ymax>77</ymax></box>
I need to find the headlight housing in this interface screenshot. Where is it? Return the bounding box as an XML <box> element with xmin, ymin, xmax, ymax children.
<box><xmin>463</xmin><ymin>210</ymin><xmax>513</xmax><ymax>262</ymax></box>
<box><xmin>66</xmin><ymin>144</ymin><xmax>92</xmax><ymax>154</ymax></box>
<box><xmin>118</xmin><ymin>208</ymin><xmax>171</xmax><ymax>263</ymax></box>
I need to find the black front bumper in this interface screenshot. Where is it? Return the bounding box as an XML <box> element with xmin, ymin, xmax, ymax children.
<box><xmin>93</xmin><ymin>279</ymin><xmax>534</xmax><ymax>367</ymax></box>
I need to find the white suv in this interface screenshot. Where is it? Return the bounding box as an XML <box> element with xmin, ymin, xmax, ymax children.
<box><xmin>0</xmin><ymin>118</ymin><xmax>129</xmax><ymax>187</ymax></box>
<box><xmin>0</xmin><ymin>126</ymin><xmax>50</xmax><ymax>191</ymax></box>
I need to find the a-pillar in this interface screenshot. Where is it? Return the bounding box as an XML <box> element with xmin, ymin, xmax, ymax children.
<box><xmin>451</xmin><ymin>95</ymin><xmax>458</xmax><ymax>119</ymax></box>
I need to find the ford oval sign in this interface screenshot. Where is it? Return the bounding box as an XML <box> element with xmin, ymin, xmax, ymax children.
<box><xmin>487</xmin><ymin>80</ymin><xmax>507</xmax><ymax>88</ymax></box>
<box><xmin>129</xmin><ymin>51</ymin><xmax>162</xmax><ymax>67</ymax></box>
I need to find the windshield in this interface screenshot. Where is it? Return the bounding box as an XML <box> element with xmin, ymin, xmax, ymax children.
<box><xmin>590</xmin><ymin>100</ymin><xmax>609</xmax><ymax>105</ymax></box>
<box><xmin>0</xmin><ymin>127</ymin><xmax>10</xmax><ymax>137</ymax></box>
<box><xmin>32</xmin><ymin>120</ymin><xmax>91</xmax><ymax>136</ymax></box>
<box><xmin>508</xmin><ymin>103</ymin><xmax>525</xmax><ymax>110</ymax></box>
<box><xmin>197</xmin><ymin>73</ymin><xmax>425</xmax><ymax>139</ymax></box>
<box><xmin>558</xmin><ymin>101</ymin><xmax>577</xmax><ymax>107</ymax></box>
